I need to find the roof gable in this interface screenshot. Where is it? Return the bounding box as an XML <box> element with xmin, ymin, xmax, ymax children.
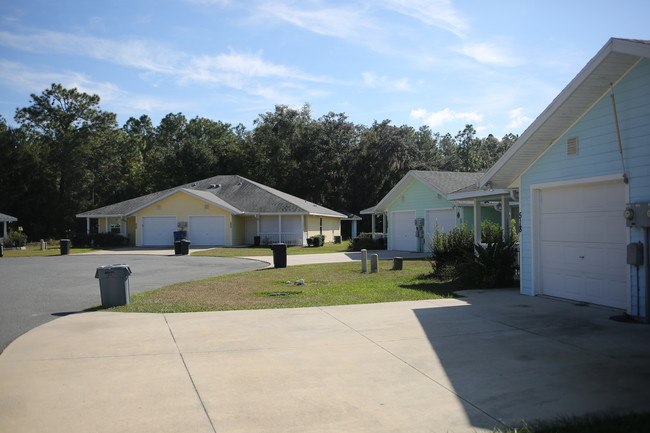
<box><xmin>482</xmin><ymin>38</ymin><xmax>650</xmax><ymax>189</ymax></box>
<box><xmin>365</xmin><ymin>170</ymin><xmax>483</xmax><ymax>212</ymax></box>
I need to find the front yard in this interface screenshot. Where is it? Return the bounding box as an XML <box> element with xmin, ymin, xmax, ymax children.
<box><xmin>109</xmin><ymin>259</ymin><xmax>460</xmax><ymax>313</ymax></box>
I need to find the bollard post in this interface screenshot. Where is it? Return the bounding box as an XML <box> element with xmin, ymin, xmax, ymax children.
<box><xmin>40</xmin><ymin>239</ymin><xmax>47</xmax><ymax>251</ymax></box>
<box><xmin>370</xmin><ymin>254</ymin><xmax>379</xmax><ymax>273</ymax></box>
<box><xmin>392</xmin><ymin>257</ymin><xmax>403</xmax><ymax>270</ymax></box>
<box><xmin>361</xmin><ymin>249</ymin><xmax>367</xmax><ymax>273</ymax></box>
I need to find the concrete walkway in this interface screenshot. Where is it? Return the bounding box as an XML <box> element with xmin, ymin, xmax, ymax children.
<box><xmin>1</xmin><ymin>290</ymin><xmax>649</xmax><ymax>433</ymax></box>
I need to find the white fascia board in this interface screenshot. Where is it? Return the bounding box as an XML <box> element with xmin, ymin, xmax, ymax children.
<box><xmin>373</xmin><ymin>171</ymin><xmax>447</xmax><ymax>212</ymax></box>
<box><xmin>75</xmin><ymin>213</ymin><xmax>124</xmax><ymax>218</ymax></box>
<box><xmin>478</xmin><ymin>38</ymin><xmax>649</xmax><ymax>189</ymax></box>
<box><xmin>447</xmin><ymin>189</ymin><xmax>511</xmax><ymax>200</ymax></box>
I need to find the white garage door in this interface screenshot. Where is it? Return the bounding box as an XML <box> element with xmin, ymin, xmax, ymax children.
<box><xmin>391</xmin><ymin>211</ymin><xmax>417</xmax><ymax>252</ymax></box>
<box><xmin>189</xmin><ymin>216</ymin><xmax>226</xmax><ymax>246</ymax></box>
<box><xmin>538</xmin><ymin>181</ymin><xmax>627</xmax><ymax>309</ymax></box>
<box><xmin>142</xmin><ymin>216</ymin><xmax>177</xmax><ymax>246</ymax></box>
<box><xmin>425</xmin><ymin>208</ymin><xmax>456</xmax><ymax>250</ymax></box>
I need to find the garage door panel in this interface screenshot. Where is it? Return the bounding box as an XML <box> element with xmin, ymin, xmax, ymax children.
<box><xmin>392</xmin><ymin>211</ymin><xmax>416</xmax><ymax>252</ymax></box>
<box><xmin>143</xmin><ymin>216</ymin><xmax>177</xmax><ymax>246</ymax></box>
<box><xmin>538</xmin><ymin>181</ymin><xmax>626</xmax><ymax>309</ymax></box>
<box><xmin>189</xmin><ymin>216</ymin><xmax>225</xmax><ymax>246</ymax></box>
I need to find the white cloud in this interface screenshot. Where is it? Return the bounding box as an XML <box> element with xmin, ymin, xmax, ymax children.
<box><xmin>381</xmin><ymin>0</ymin><xmax>468</xmax><ymax>37</ymax></box>
<box><xmin>506</xmin><ymin>107</ymin><xmax>531</xmax><ymax>130</ymax></box>
<box><xmin>361</xmin><ymin>72</ymin><xmax>411</xmax><ymax>92</ymax></box>
<box><xmin>410</xmin><ymin>107</ymin><xmax>483</xmax><ymax>127</ymax></box>
<box><xmin>454</xmin><ymin>42</ymin><xmax>524</xmax><ymax>67</ymax></box>
<box><xmin>258</xmin><ymin>2</ymin><xmax>373</xmax><ymax>40</ymax></box>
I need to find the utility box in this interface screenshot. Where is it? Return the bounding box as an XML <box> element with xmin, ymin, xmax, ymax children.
<box><xmin>624</xmin><ymin>202</ymin><xmax>650</xmax><ymax>227</ymax></box>
<box><xmin>95</xmin><ymin>264</ymin><xmax>132</xmax><ymax>308</ymax></box>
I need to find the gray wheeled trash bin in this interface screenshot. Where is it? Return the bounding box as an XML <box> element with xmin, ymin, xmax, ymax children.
<box><xmin>270</xmin><ymin>243</ymin><xmax>287</xmax><ymax>268</ymax></box>
<box><xmin>95</xmin><ymin>264</ymin><xmax>132</xmax><ymax>308</ymax></box>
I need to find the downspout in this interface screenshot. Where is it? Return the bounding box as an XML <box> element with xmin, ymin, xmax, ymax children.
<box><xmin>610</xmin><ymin>83</ymin><xmax>629</xmax><ymax>184</ymax></box>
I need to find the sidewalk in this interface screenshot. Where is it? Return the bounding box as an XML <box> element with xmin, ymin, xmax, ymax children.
<box><xmin>2</xmin><ymin>290</ymin><xmax>649</xmax><ymax>432</ymax></box>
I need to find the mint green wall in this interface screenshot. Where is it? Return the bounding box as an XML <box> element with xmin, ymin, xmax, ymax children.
<box><xmin>385</xmin><ymin>179</ymin><xmax>454</xmax><ymax>250</ymax></box>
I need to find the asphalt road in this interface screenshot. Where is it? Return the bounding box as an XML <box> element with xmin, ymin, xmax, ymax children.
<box><xmin>0</xmin><ymin>254</ymin><xmax>267</xmax><ymax>353</ymax></box>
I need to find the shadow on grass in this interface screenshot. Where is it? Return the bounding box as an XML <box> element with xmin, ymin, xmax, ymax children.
<box><xmin>398</xmin><ymin>272</ymin><xmax>467</xmax><ymax>298</ymax></box>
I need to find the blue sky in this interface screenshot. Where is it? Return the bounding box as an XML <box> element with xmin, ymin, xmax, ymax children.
<box><xmin>1</xmin><ymin>0</ymin><xmax>648</xmax><ymax>137</ymax></box>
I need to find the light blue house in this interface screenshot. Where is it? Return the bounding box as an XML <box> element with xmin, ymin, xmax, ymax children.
<box><xmin>362</xmin><ymin>171</ymin><xmax>515</xmax><ymax>252</ymax></box>
<box><xmin>470</xmin><ymin>38</ymin><xmax>650</xmax><ymax>319</ymax></box>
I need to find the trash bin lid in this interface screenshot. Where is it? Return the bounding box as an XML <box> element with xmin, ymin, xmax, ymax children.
<box><xmin>95</xmin><ymin>264</ymin><xmax>132</xmax><ymax>278</ymax></box>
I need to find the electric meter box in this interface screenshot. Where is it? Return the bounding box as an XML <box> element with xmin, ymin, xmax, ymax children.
<box><xmin>624</xmin><ymin>202</ymin><xmax>650</xmax><ymax>227</ymax></box>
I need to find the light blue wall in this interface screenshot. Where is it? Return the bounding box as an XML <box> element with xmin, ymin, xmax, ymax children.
<box><xmin>519</xmin><ymin>58</ymin><xmax>650</xmax><ymax>315</ymax></box>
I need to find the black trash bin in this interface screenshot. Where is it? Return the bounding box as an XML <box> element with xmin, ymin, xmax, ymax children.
<box><xmin>60</xmin><ymin>239</ymin><xmax>70</xmax><ymax>255</ymax></box>
<box><xmin>174</xmin><ymin>241</ymin><xmax>182</xmax><ymax>255</ymax></box>
<box><xmin>270</xmin><ymin>243</ymin><xmax>287</xmax><ymax>268</ymax></box>
<box><xmin>180</xmin><ymin>239</ymin><xmax>191</xmax><ymax>255</ymax></box>
<box><xmin>95</xmin><ymin>264</ymin><xmax>132</xmax><ymax>308</ymax></box>
<box><xmin>173</xmin><ymin>231</ymin><xmax>186</xmax><ymax>242</ymax></box>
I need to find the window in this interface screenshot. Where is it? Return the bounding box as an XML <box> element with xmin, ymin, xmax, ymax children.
<box><xmin>109</xmin><ymin>218</ymin><xmax>124</xmax><ymax>235</ymax></box>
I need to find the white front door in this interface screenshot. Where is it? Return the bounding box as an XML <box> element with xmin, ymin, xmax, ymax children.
<box><xmin>391</xmin><ymin>211</ymin><xmax>417</xmax><ymax>252</ymax></box>
<box><xmin>537</xmin><ymin>180</ymin><xmax>627</xmax><ymax>309</ymax></box>
<box><xmin>189</xmin><ymin>216</ymin><xmax>226</xmax><ymax>246</ymax></box>
<box><xmin>142</xmin><ymin>216</ymin><xmax>177</xmax><ymax>246</ymax></box>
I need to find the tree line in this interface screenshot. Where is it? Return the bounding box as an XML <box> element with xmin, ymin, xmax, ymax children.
<box><xmin>0</xmin><ymin>84</ymin><xmax>518</xmax><ymax>240</ymax></box>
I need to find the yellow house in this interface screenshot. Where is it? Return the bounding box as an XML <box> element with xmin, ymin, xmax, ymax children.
<box><xmin>76</xmin><ymin>175</ymin><xmax>345</xmax><ymax>247</ymax></box>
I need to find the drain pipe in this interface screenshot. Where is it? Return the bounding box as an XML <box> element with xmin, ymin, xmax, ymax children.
<box><xmin>645</xmin><ymin>228</ymin><xmax>650</xmax><ymax>322</ymax></box>
<box><xmin>610</xmin><ymin>83</ymin><xmax>629</xmax><ymax>184</ymax></box>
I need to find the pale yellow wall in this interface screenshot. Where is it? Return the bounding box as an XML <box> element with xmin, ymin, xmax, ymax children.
<box><xmin>134</xmin><ymin>192</ymin><xmax>232</xmax><ymax>246</ymax></box>
<box><xmin>126</xmin><ymin>216</ymin><xmax>136</xmax><ymax>246</ymax></box>
<box><xmin>305</xmin><ymin>215</ymin><xmax>341</xmax><ymax>242</ymax></box>
<box><xmin>232</xmin><ymin>215</ymin><xmax>247</xmax><ymax>246</ymax></box>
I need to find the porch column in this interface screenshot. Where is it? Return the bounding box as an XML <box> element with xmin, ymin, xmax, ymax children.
<box><xmin>86</xmin><ymin>218</ymin><xmax>90</xmax><ymax>235</ymax></box>
<box><xmin>352</xmin><ymin>220</ymin><xmax>358</xmax><ymax>238</ymax></box>
<box><xmin>301</xmin><ymin>215</ymin><xmax>305</xmax><ymax>245</ymax></box>
<box><xmin>256</xmin><ymin>215</ymin><xmax>260</xmax><ymax>237</ymax></box>
<box><xmin>2</xmin><ymin>221</ymin><xmax>6</xmax><ymax>238</ymax></box>
<box><xmin>501</xmin><ymin>196</ymin><xmax>510</xmax><ymax>242</ymax></box>
<box><xmin>473</xmin><ymin>198</ymin><xmax>481</xmax><ymax>245</ymax></box>
<box><xmin>278</xmin><ymin>215</ymin><xmax>282</xmax><ymax>243</ymax></box>
<box><xmin>383</xmin><ymin>212</ymin><xmax>388</xmax><ymax>237</ymax></box>
<box><xmin>371</xmin><ymin>214</ymin><xmax>376</xmax><ymax>239</ymax></box>
<box><xmin>105</xmin><ymin>218</ymin><xmax>109</xmax><ymax>233</ymax></box>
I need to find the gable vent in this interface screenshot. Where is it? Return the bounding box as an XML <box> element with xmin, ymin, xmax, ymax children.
<box><xmin>567</xmin><ymin>137</ymin><xmax>579</xmax><ymax>156</ymax></box>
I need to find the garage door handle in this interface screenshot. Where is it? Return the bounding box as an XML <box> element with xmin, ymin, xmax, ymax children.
<box><xmin>579</xmin><ymin>256</ymin><xmax>585</xmax><ymax>259</ymax></box>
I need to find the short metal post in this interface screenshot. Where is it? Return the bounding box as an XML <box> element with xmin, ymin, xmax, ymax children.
<box><xmin>40</xmin><ymin>239</ymin><xmax>47</xmax><ymax>251</ymax></box>
<box><xmin>361</xmin><ymin>249</ymin><xmax>367</xmax><ymax>273</ymax></box>
<box><xmin>370</xmin><ymin>254</ymin><xmax>378</xmax><ymax>273</ymax></box>
<box><xmin>392</xmin><ymin>257</ymin><xmax>403</xmax><ymax>270</ymax></box>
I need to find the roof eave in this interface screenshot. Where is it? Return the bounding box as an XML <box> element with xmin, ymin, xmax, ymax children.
<box><xmin>479</xmin><ymin>38</ymin><xmax>650</xmax><ymax>189</ymax></box>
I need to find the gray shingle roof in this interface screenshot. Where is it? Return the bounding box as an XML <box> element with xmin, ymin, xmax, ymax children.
<box><xmin>77</xmin><ymin>175</ymin><xmax>345</xmax><ymax>218</ymax></box>
<box><xmin>411</xmin><ymin>171</ymin><xmax>483</xmax><ymax>195</ymax></box>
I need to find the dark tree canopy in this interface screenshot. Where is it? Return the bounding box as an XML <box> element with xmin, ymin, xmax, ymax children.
<box><xmin>2</xmin><ymin>84</ymin><xmax>518</xmax><ymax>240</ymax></box>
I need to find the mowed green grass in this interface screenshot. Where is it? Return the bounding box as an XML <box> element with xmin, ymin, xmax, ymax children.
<box><xmin>2</xmin><ymin>245</ymin><xmax>103</xmax><ymax>257</ymax></box>
<box><xmin>110</xmin><ymin>259</ymin><xmax>460</xmax><ymax>313</ymax></box>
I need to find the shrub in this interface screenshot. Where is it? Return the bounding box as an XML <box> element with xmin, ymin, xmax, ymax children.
<box><xmin>459</xmin><ymin>240</ymin><xmax>518</xmax><ymax>288</ymax></box>
<box><xmin>427</xmin><ymin>225</ymin><xmax>474</xmax><ymax>279</ymax></box>
<box><xmin>481</xmin><ymin>220</ymin><xmax>502</xmax><ymax>243</ymax></box>
<box><xmin>70</xmin><ymin>232</ymin><xmax>130</xmax><ymax>248</ymax></box>
<box><xmin>347</xmin><ymin>233</ymin><xmax>387</xmax><ymax>251</ymax></box>
<box><xmin>3</xmin><ymin>230</ymin><xmax>28</xmax><ymax>247</ymax></box>
<box><xmin>307</xmin><ymin>234</ymin><xmax>325</xmax><ymax>247</ymax></box>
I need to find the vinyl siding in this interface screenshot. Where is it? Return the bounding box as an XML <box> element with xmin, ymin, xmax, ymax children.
<box><xmin>519</xmin><ymin>58</ymin><xmax>650</xmax><ymax>313</ymax></box>
<box><xmin>385</xmin><ymin>179</ymin><xmax>454</xmax><ymax>250</ymax></box>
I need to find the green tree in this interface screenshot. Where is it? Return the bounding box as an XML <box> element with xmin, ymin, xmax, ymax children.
<box><xmin>14</xmin><ymin>83</ymin><xmax>119</xmax><ymax>237</ymax></box>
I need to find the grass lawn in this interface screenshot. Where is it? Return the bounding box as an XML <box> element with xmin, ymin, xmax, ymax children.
<box><xmin>500</xmin><ymin>411</ymin><xmax>650</xmax><ymax>433</ymax></box>
<box><xmin>109</xmin><ymin>259</ymin><xmax>460</xmax><ymax>313</ymax></box>
<box><xmin>191</xmin><ymin>242</ymin><xmax>351</xmax><ymax>257</ymax></box>
<box><xmin>2</xmin><ymin>245</ymin><xmax>105</xmax><ymax>257</ymax></box>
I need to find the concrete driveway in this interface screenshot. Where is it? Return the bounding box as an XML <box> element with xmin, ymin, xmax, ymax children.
<box><xmin>0</xmin><ymin>252</ymin><xmax>266</xmax><ymax>353</ymax></box>
<box><xmin>1</xmin><ymin>289</ymin><xmax>649</xmax><ymax>433</ymax></box>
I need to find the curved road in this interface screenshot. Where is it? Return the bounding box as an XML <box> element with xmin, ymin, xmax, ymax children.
<box><xmin>0</xmin><ymin>254</ymin><xmax>267</xmax><ymax>353</ymax></box>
